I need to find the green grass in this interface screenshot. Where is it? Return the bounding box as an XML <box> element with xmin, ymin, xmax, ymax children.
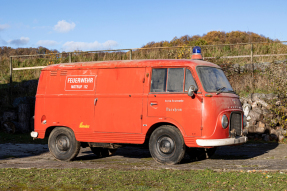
<box><xmin>0</xmin><ymin>132</ymin><xmax>48</xmax><ymax>144</ymax></box>
<box><xmin>0</xmin><ymin>168</ymin><xmax>286</xmax><ymax>190</ymax></box>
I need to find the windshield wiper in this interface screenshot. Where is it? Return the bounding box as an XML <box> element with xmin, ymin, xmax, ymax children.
<box><xmin>216</xmin><ymin>87</ymin><xmax>226</xmax><ymax>95</ymax></box>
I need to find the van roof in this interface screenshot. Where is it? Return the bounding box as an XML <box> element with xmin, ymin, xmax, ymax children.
<box><xmin>42</xmin><ymin>59</ymin><xmax>219</xmax><ymax>71</ymax></box>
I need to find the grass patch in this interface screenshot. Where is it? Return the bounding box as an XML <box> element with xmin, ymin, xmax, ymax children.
<box><xmin>0</xmin><ymin>132</ymin><xmax>48</xmax><ymax>144</ymax></box>
<box><xmin>0</xmin><ymin>168</ymin><xmax>286</xmax><ymax>190</ymax></box>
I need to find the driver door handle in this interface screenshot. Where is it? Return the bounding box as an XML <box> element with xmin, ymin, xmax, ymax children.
<box><xmin>150</xmin><ymin>102</ymin><xmax>157</xmax><ymax>106</ymax></box>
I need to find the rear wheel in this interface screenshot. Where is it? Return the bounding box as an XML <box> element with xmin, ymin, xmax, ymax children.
<box><xmin>90</xmin><ymin>147</ymin><xmax>117</xmax><ymax>158</ymax></box>
<box><xmin>149</xmin><ymin>125</ymin><xmax>185</xmax><ymax>165</ymax></box>
<box><xmin>48</xmin><ymin>127</ymin><xmax>81</xmax><ymax>161</ymax></box>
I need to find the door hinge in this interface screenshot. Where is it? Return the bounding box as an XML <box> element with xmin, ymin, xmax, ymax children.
<box><xmin>140</xmin><ymin>115</ymin><xmax>143</xmax><ymax>120</ymax></box>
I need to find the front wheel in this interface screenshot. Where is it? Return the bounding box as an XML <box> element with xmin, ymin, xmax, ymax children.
<box><xmin>48</xmin><ymin>127</ymin><xmax>81</xmax><ymax>161</ymax></box>
<box><xmin>149</xmin><ymin>125</ymin><xmax>186</xmax><ymax>165</ymax></box>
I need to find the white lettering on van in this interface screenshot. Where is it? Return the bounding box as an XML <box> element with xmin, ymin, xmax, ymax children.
<box><xmin>65</xmin><ymin>75</ymin><xmax>96</xmax><ymax>91</ymax></box>
<box><xmin>166</xmin><ymin>107</ymin><xmax>182</xmax><ymax>112</ymax></box>
<box><xmin>67</xmin><ymin>78</ymin><xmax>93</xmax><ymax>83</ymax></box>
<box><xmin>71</xmin><ymin>85</ymin><xmax>83</xmax><ymax>89</ymax></box>
<box><xmin>165</xmin><ymin>100</ymin><xmax>184</xmax><ymax>103</ymax></box>
<box><xmin>172</xmin><ymin>100</ymin><xmax>184</xmax><ymax>102</ymax></box>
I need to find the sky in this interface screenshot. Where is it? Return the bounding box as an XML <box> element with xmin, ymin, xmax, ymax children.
<box><xmin>0</xmin><ymin>0</ymin><xmax>286</xmax><ymax>52</ymax></box>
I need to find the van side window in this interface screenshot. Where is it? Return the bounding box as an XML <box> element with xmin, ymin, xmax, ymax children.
<box><xmin>151</xmin><ymin>68</ymin><xmax>167</xmax><ymax>92</ymax></box>
<box><xmin>185</xmin><ymin>69</ymin><xmax>197</xmax><ymax>91</ymax></box>
<box><xmin>167</xmin><ymin>68</ymin><xmax>184</xmax><ymax>92</ymax></box>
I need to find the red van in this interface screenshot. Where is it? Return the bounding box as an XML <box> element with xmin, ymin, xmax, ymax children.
<box><xmin>31</xmin><ymin>59</ymin><xmax>247</xmax><ymax>164</ymax></box>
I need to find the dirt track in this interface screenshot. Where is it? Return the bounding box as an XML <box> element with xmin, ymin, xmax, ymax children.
<box><xmin>1</xmin><ymin>142</ymin><xmax>287</xmax><ymax>171</ymax></box>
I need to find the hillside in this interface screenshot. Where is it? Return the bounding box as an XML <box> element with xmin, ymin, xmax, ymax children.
<box><xmin>142</xmin><ymin>31</ymin><xmax>276</xmax><ymax>48</ymax></box>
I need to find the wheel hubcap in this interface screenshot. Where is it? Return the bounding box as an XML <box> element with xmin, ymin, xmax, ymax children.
<box><xmin>157</xmin><ymin>137</ymin><xmax>174</xmax><ymax>154</ymax></box>
<box><xmin>56</xmin><ymin>135</ymin><xmax>70</xmax><ymax>151</ymax></box>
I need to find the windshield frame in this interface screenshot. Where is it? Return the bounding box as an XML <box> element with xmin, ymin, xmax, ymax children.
<box><xmin>195</xmin><ymin>65</ymin><xmax>234</xmax><ymax>94</ymax></box>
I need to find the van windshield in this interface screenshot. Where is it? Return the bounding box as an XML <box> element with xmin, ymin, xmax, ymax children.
<box><xmin>197</xmin><ymin>66</ymin><xmax>234</xmax><ymax>93</ymax></box>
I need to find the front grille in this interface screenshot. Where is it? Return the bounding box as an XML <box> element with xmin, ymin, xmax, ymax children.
<box><xmin>230</xmin><ymin>112</ymin><xmax>242</xmax><ymax>137</ymax></box>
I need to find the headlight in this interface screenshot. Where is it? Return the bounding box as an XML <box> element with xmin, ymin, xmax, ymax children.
<box><xmin>221</xmin><ymin>115</ymin><xmax>228</xmax><ymax>129</ymax></box>
<box><xmin>243</xmin><ymin>115</ymin><xmax>247</xmax><ymax>127</ymax></box>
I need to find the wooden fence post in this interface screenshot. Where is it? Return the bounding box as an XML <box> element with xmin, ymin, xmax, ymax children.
<box><xmin>9</xmin><ymin>56</ymin><xmax>13</xmax><ymax>104</ymax></box>
<box><xmin>69</xmin><ymin>52</ymin><xmax>71</xmax><ymax>63</ymax></box>
<box><xmin>130</xmin><ymin>49</ymin><xmax>132</xmax><ymax>60</ymax></box>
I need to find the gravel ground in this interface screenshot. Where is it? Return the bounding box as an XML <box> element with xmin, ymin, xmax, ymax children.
<box><xmin>0</xmin><ymin>142</ymin><xmax>287</xmax><ymax>171</ymax></box>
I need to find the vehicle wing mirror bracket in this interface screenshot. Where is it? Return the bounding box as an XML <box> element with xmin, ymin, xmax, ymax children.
<box><xmin>188</xmin><ymin>85</ymin><xmax>196</xmax><ymax>97</ymax></box>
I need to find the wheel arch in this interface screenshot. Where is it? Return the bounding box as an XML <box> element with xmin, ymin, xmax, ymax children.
<box><xmin>45</xmin><ymin>126</ymin><xmax>73</xmax><ymax>138</ymax></box>
<box><xmin>144</xmin><ymin>122</ymin><xmax>184</xmax><ymax>145</ymax></box>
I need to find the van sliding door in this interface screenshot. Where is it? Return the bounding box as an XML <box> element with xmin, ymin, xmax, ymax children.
<box><xmin>94</xmin><ymin>68</ymin><xmax>145</xmax><ymax>134</ymax></box>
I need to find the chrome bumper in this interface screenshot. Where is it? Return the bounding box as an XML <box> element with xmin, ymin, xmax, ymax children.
<box><xmin>196</xmin><ymin>136</ymin><xmax>248</xmax><ymax>147</ymax></box>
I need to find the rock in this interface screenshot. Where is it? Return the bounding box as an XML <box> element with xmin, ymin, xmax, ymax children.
<box><xmin>256</xmin><ymin>99</ymin><xmax>269</xmax><ymax>108</ymax></box>
<box><xmin>276</xmin><ymin>101</ymin><xmax>281</xmax><ymax>106</ymax></box>
<box><xmin>265</xmin><ymin>93</ymin><xmax>277</xmax><ymax>100</ymax></box>
<box><xmin>278</xmin><ymin>135</ymin><xmax>285</xmax><ymax>142</ymax></box>
<box><xmin>247</xmin><ymin>125</ymin><xmax>257</xmax><ymax>133</ymax></box>
<box><xmin>233</xmin><ymin>63</ymin><xmax>240</xmax><ymax>73</ymax></box>
<box><xmin>270</xmin><ymin>129</ymin><xmax>277</xmax><ymax>135</ymax></box>
<box><xmin>240</xmin><ymin>65</ymin><xmax>245</xmax><ymax>73</ymax></box>
<box><xmin>256</xmin><ymin>126</ymin><xmax>265</xmax><ymax>133</ymax></box>
<box><xmin>264</xmin><ymin>113</ymin><xmax>275</xmax><ymax>120</ymax></box>
<box><xmin>249</xmin><ymin>119</ymin><xmax>257</xmax><ymax>126</ymax></box>
<box><xmin>252</xmin><ymin>107</ymin><xmax>263</xmax><ymax>114</ymax></box>
<box><xmin>274</xmin><ymin>60</ymin><xmax>284</xmax><ymax>64</ymax></box>
<box><xmin>262</xmin><ymin>108</ymin><xmax>270</xmax><ymax>115</ymax></box>
<box><xmin>263</xmin><ymin>134</ymin><xmax>270</xmax><ymax>142</ymax></box>
<box><xmin>247</xmin><ymin>116</ymin><xmax>251</xmax><ymax>121</ymax></box>
<box><xmin>258</xmin><ymin>121</ymin><xmax>266</xmax><ymax>128</ymax></box>
<box><xmin>251</xmin><ymin>93</ymin><xmax>267</xmax><ymax>102</ymax></box>
<box><xmin>249</xmin><ymin>110</ymin><xmax>263</xmax><ymax>121</ymax></box>
<box><xmin>240</xmin><ymin>97</ymin><xmax>249</xmax><ymax>105</ymax></box>
<box><xmin>251</xmin><ymin>102</ymin><xmax>258</xmax><ymax>108</ymax></box>
<box><xmin>253</xmin><ymin>63</ymin><xmax>260</xmax><ymax>71</ymax></box>
<box><xmin>245</xmin><ymin>63</ymin><xmax>253</xmax><ymax>72</ymax></box>
<box><xmin>261</xmin><ymin>62</ymin><xmax>271</xmax><ymax>71</ymax></box>
<box><xmin>270</xmin><ymin>134</ymin><xmax>278</xmax><ymax>141</ymax></box>
<box><xmin>243</xmin><ymin>103</ymin><xmax>251</xmax><ymax>116</ymax></box>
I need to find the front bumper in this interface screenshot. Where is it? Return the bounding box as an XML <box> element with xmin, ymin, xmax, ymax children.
<box><xmin>196</xmin><ymin>136</ymin><xmax>248</xmax><ymax>147</ymax></box>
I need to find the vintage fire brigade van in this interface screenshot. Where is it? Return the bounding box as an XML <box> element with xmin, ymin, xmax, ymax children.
<box><xmin>31</xmin><ymin>56</ymin><xmax>247</xmax><ymax>164</ymax></box>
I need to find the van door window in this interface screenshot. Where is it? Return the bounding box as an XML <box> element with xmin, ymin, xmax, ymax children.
<box><xmin>151</xmin><ymin>68</ymin><xmax>167</xmax><ymax>92</ymax></box>
<box><xmin>151</xmin><ymin>68</ymin><xmax>186</xmax><ymax>93</ymax></box>
<box><xmin>167</xmin><ymin>68</ymin><xmax>184</xmax><ymax>92</ymax></box>
<box><xmin>185</xmin><ymin>69</ymin><xmax>197</xmax><ymax>91</ymax></box>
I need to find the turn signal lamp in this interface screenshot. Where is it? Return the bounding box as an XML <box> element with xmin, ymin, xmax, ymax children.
<box><xmin>191</xmin><ymin>46</ymin><xmax>203</xmax><ymax>60</ymax></box>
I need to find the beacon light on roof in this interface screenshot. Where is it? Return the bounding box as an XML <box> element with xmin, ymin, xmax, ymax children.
<box><xmin>191</xmin><ymin>46</ymin><xmax>203</xmax><ymax>60</ymax></box>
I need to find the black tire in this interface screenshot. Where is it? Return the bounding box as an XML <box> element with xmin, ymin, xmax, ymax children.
<box><xmin>48</xmin><ymin>127</ymin><xmax>81</xmax><ymax>161</ymax></box>
<box><xmin>90</xmin><ymin>147</ymin><xmax>117</xmax><ymax>158</ymax></box>
<box><xmin>149</xmin><ymin>125</ymin><xmax>186</xmax><ymax>165</ymax></box>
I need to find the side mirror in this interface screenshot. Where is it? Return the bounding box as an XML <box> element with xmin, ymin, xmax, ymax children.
<box><xmin>188</xmin><ymin>85</ymin><xmax>196</xmax><ymax>97</ymax></box>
